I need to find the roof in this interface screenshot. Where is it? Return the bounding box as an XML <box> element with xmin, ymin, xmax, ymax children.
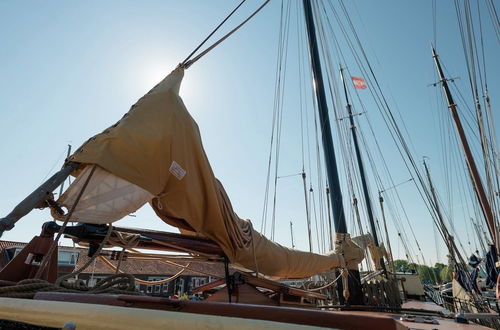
<box><xmin>0</xmin><ymin>240</ymin><xmax>26</xmax><ymax>250</ymax></box>
<box><xmin>77</xmin><ymin>254</ymin><xmax>225</xmax><ymax>277</ymax></box>
<box><xmin>0</xmin><ymin>241</ymin><xmax>27</xmax><ymax>268</ymax></box>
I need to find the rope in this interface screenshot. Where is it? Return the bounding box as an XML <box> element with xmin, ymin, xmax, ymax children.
<box><xmin>116</xmin><ymin>247</ymin><xmax>224</xmax><ymax>279</ymax></box>
<box><xmin>181</xmin><ymin>0</ymin><xmax>271</xmax><ymax>69</ymax></box>
<box><xmin>5</xmin><ymin>219</ymin><xmax>163</xmax><ymax>299</ymax></box>
<box><xmin>107</xmin><ymin>231</ymin><xmax>141</xmax><ymax>274</ymax></box>
<box><xmin>335</xmin><ymin>233</ymin><xmax>350</xmax><ymax>300</ymax></box>
<box><xmin>341</xmin><ymin>267</ymin><xmax>350</xmax><ymax>300</ymax></box>
<box><xmin>0</xmin><ymin>274</ymin><xmax>140</xmax><ymax>299</ymax></box>
<box><xmin>159</xmin><ymin>259</ymin><xmax>222</xmax><ymax>279</ymax></box>
<box><xmin>181</xmin><ymin>0</ymin><xmax>247</xmax><ymax>66</ymax></box>
<box><xmin>261</xmin><ymin>0</ymin><xmax>288</xmax><ymax>235</ymax></box>
<box><xmin>35</xmin><ymin>165</ymin><xmax>97</xmax><ymax>279</ymax></box>
<box><xmin>98</xmin><ymin>256</ymin><xmax>189</xmax><ymax>286</ymax></box>
<box><xmin>308</xmin><ymin>272</ymin><xmax>343</xmax><ymax>292</ymax></box>
<box><xmin>55</xmin><ymin>224</ymin><xmax>113</xmax><ymax>286</ymax></box>
<box><xmin>150</xmin><ymin>239</ymin><xmax>218</xmax><ymax>259</ymax></box>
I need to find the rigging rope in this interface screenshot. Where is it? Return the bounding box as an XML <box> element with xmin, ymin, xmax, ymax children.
<box><xmin>181</xmin><ymin>0</ymin><xmax>247</xmax><ymax>66</ymax></box>
<box><xmin>98</xmin><ymin>255</ymin><xmax>190</xmax><ymax>286</ymax></box>
<box><xmin>181</xmin><ymin>0</ymin><xmax>271</xmax><ymax>69</ymax></box>
<box><xmin>261</xmin><ymin>0</ymin><xmax>285</xmax><ymax>235</ymax></box>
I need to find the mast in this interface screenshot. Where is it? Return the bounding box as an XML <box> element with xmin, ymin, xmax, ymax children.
<box><xmin>325</xmin><ymin>186</ymin><xmax>333</xmax><ymax>251</ymax></box>
<box><xmin>301</xmin><ymin>171</ymin><xmax>313</xmax><ymax>252</ymax></box>
<box><xmin>423</xmin><ymin>159</ymin><xmax>460</xmax><ymax>263</ymax></box>
<box><xmin>431</xmin><ymin>47</ymin><xmax>498</xmax><ymax>249</ymax></box>
<box><xmin>290</xmin><ymin>221</ymin><xmax>295</xmax><ymax>249</ymax></box>
<box><xmin>378</xmin><ymin>193</ymin><xmax>394</xmax><ymax>272</ymax></box>
<box><xmin>339</xmin><ymin>67</ymin><xmax>386</xmax><ymax>276</ymax></box>
<box><xmin>302</xmin><ymin>0</ymin><xmax>363</xmax><ymax>304</ymax></box>
<box><xmin>302</xmin><ymin>0</ymin><xmax>347</xmax><ymax>234</ymax></box>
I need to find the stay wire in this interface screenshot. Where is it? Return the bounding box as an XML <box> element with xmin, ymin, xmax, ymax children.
<box><xmin>261</xmin><ymin>0</ymin><xmax>287</xmax><ymax>234</ymax></box>
<box><xmin>324</xmin><ymin>1</ymin><xmax>422</xmax><ymax>259</ymax></box>
<box><xmin>270</xmin><ymin>0</ymin><xmax>292</xmax><ymax>241</ymax></box>
<box><xmin>485</xmin><ymin>0</ymin><xmax>500</xmax><ymax>43</ymax></box>
<box><xmin>336</xmin><ymin>1</ymin><xmax>452</xmax><ymax>263</ymax></box>
<box><xmin>181</xmin><ymin>0</ymin><xmax>247</xmax><ymax>66</ymax></box>
<box><xmin>432</xmin><ymin>0</ymin><xmax>437</xmax><ymax>47</ymax></box>
<box><xmin>182</xmin><ymin>0</ymin><xmax>271</xmax><ymax>69</ymax></box>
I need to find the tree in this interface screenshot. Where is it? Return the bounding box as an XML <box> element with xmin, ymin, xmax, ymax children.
<box><xmin>433</xmin><ymin>263</ymin><xmax>447</xmax><ymax>284</ymax></box>
<box><xmin>434</xmin><ymin>263</ymin><xmax>446</xmax><ymax>270</ymax></box>
<box><xmin>418</xmin><ymin>265</ymin><xmax>439</xmax><ymax>284</ymax></box>
<box><xmin>440</xmin><ymin>266</ymin><xmax>453</xmax><ymax>282</ymax></box>
<box><xmin>393</xmin><ymin>259</ymin><xmax>409</xmax><ymax>272</ymax></box>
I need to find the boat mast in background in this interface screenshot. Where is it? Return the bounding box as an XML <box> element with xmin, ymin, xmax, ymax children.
<box><xmin>339</xmin><ymin>67</ymin><xmax>387</xmax><ymax>277</ymax></box>
<box><xmin>431</xmin><ymin>46</ymin><xmax>498</xmax><ymax>256</ymax></box>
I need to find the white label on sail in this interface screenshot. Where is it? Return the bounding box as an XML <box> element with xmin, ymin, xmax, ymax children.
<box><xmin>169</xmin><ymin>161</ymin><xmax>186</xmax><ymax>180</ymax></box>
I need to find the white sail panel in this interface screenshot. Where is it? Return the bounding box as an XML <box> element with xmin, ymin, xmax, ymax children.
<box><xmin>57</xmin><ymin>165</ymin><xmax>153</xmax><ymax>224</ymax></box>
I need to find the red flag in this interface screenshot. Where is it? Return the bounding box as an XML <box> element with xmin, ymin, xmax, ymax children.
<box><xmin>351</xmin><ymin>76</ymin><xmax>367</xmax><ymax>89</ymax></box>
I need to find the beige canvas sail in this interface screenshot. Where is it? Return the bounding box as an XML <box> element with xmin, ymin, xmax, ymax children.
<box><xmin>65</xmin><ymin>67</ymin><xmax>363</xmax><ymax>278</ymax></box>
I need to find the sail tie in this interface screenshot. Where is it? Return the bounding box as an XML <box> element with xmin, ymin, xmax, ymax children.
<box><xmin>107</xmin><ymin>231</ymin><xmax>142</xmax><ymax>274</ymax></box>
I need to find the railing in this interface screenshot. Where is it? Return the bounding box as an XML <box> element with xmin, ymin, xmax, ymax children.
<box><xmin>424</xmin><ymin>284</ymin><xmax>500</xmax><ymax>329</ymax></box>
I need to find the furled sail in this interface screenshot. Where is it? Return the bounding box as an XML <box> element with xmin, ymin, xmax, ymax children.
<box><xmin>61</xmin><ymin>67</ymin><xmax>363</xmax><ymax>278</ymax></box>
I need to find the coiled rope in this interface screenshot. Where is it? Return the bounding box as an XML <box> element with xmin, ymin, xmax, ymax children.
<box><xmin>0</xmin><ymin>223</ymin><xmax>144</xmax><ymax>298</ymax></box>
<box><xmin>0</xmin><ymin>274</ymin><xmax>140</xmax><ymax>299</ymax></box>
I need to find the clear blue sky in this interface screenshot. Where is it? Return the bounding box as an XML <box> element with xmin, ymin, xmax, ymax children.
<box><xmin>0</xmin><ymin>1</ymin><xmax>498</xmax><ymax>268</ymax></box>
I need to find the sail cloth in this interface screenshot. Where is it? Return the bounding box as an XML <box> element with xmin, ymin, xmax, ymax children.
<box><xmin>64</xmin><ymin>67</ymin><xmax>363</xmax><ymax>278</ymax></box>
<box><xmin>56</xmin><ymin>165</ymin><xmax>153</xmax><ymax>224</ymax></box>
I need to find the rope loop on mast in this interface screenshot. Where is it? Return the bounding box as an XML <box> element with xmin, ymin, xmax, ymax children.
<box><xmin>181</xmin><ymin>0</ymin><xmax>271</xmax><ymax>69</ymax></box>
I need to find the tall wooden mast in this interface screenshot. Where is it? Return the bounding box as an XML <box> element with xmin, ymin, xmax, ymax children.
<box><xmin>302</xmin><ymin>0</ymin><xmax>363</xmax><ymax>304</ymax></box>
<box><xmin>431</xmin><ymin>47</ymin><xmax>498</xmax><ymax>250</ymax></box>
<box><xmin>302</xmin><ymin>0</ymin><xmax>347</xmax><ymax>235</ymax></box>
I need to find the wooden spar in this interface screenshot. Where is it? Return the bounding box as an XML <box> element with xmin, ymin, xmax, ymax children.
<box><xmin>431</xmin><ymin>47</ymin><xmax>498</xmax><ymax>249</ymax></box>
<box><xmin>44</xmin><ymin>222</ymin><xmax>225</xmax><ymax>257</ymax></box>
<box><xmin>0</xmin><ymin>162</ymin><xmax>80</xmax><ymax>237</ymax></box>
<box><xmin>302</xmin><ymin>0</ymin><xmax>363</xmax><ymax>304</ymax></box>
<box><xmin>339</xmin><ymin>67</ymin><xmax>387</xmax><ymax>277</ymax></box>
<box><xmin>58</xmin><ymin>145</ymin><xmax>72</xmax><ymax>197</ymax></box>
